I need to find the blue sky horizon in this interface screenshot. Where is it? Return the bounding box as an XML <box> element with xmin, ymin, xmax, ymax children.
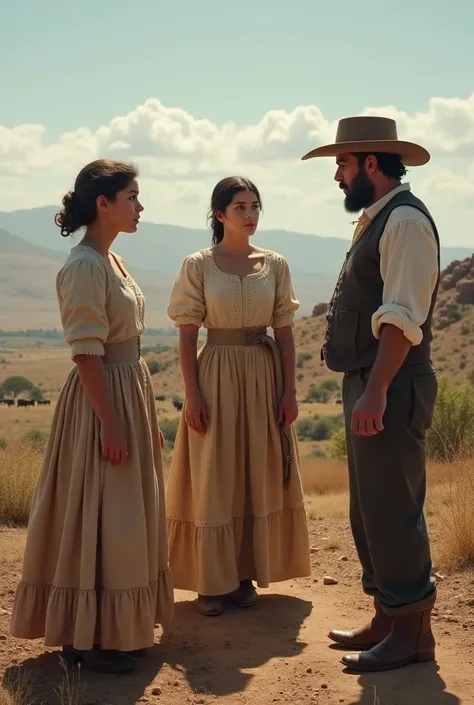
<box><xmin>2</xmin><ymin>0</ymin><xmax>474</xmax><ymax>245</ymax></box>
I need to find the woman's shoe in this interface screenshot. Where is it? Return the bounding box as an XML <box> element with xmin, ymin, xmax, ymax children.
<box><xmin>226</xmin><ymin>580</ymin><xmax>258</xmax><ymax>608</ymax></box>
<box><xmin>196</xmin><ymin>595</ymin><xmax>224</xmax><ymax>616</ymax></box>
<box><xmin>61</xmin><ymin>645</ymin><xmax>135</xmax><ymax>674</ymax></box>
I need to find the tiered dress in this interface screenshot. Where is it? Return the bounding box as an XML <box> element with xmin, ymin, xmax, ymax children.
<box><xmin>10</xmin><ymin>245</ymin><xmax>173</xmax><ymax>652</ymax></box>
<box><xmin>166</xmin><ymin>248</ymin><xmax>311</xmax><ymax>596</ymax></box>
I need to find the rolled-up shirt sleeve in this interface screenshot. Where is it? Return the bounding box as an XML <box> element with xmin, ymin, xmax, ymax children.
<box><xmin>372</xmin><ymin>211</ymin><xmax>439</xmax><ymax>346</ymax></box>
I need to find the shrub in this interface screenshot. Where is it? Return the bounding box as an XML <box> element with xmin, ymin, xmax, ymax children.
<box><xmin>427</xmin><ymin>376</ymin><xmax>474</xmax><ymax>460</ymax></box>
<box><xmin>312</xmin><ymin>448</ymin><xmax>327</xmax><ymax>459</ymax></box>
<box><xmin>296</xmin><ymin>414</ymin><xmax>343</xmax><ymax>442</ymax></box>
<box><xmin>297</xmin><ymin>352</ymin><xmax>313</xmax><ymax>369</ymax></box>
<box><xmin>146</xmin><ymin>359</ymin><xmax>168</xmax><ymax>375</ymax></box>
<box><xmin>305</xmin><ymin>384</ymin><xmax>330</xmax><ymax>403</ymax></box>
<box><xmin>159</xmin><ymin>417</ymin><xmax>180</xmax><ymax>447</ymax></box>
<box><xmin>329</xmin><ymin>426</ymin><xmax>347</xmax><ymax>459</ymax></box>
<box><xmin>23</xmin><ymin>429</ymin><xmax>49</xmax><ymax>450</ymax></box>
<box><xmin>319</xmin><ymin>378</ymin><xmax>340</xmax><ymax>392</ymax></box>
<box><xmin>327</xmin><ymin>376</ymin><xmax>474</xmax><ymax>462</ymax></box>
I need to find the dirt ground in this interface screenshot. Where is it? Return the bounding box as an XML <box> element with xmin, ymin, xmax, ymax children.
<box><xmin>1</xmin><ymin>517</ymin><xmax>473</xmax><ymax>705</ymax></box>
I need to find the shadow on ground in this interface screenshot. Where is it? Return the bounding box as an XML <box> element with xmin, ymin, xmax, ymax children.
<box><xmin>3</xmin><ymin>593</ymin><xmax>312</xmax><ymax>704</ymax></box>
<box><xmin>344</xmin><ymin>660</ymin><xmax>461</xmax><ymax>705</ymax></box>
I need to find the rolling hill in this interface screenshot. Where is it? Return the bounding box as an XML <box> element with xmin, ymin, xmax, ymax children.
<box><xmin>0</xmin><ymin>205</ymin><xmax>473</xmax><ymax>330</ymax></box>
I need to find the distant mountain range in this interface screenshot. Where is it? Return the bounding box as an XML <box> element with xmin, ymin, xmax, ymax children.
<box><xmin>0</xmin><ymin>206</ymin><xmax>472</xmax><ymax>330</ymax></box>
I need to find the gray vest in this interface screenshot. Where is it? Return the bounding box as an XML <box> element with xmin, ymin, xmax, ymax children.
<box><xmin>321</xmin><ymin>190</ymin><xmax>440</xmax><ymax>373</ymax></box>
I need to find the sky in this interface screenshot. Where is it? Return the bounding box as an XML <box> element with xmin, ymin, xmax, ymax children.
<box><xmin>1</xmin><ymin>0</ymin><xmax>474</xmax><ymax>245</ymax></box>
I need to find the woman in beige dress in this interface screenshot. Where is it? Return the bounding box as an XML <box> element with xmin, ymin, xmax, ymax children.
<box><xmin>166</xmin><ymin>176</ymin><xmax>311</xmax><ymax>616</ymax></box>
<box><xmin>10</xmin><ymin>159</ymin><xmax>173</xmax><ymax>673</ymax></box>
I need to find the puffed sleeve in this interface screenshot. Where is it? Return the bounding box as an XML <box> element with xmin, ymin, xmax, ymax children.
<box><xmin>272</xmin><ymin>255</ymin><xmax>300</xmax><ymax>328</ymax></box>
<box><xmin>56</xmin><ymin>258</ymin><xmax>109</xmax><ymax>359</ymax></box>
<box><xmin>167</xmin><ymin>254</ymin><xmax>206</xmax><ymax>327</ymax></box>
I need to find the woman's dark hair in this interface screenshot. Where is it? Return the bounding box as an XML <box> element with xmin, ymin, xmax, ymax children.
<box><xmin>54</xmin><ymin>159</ymin><xmax>138</xmax><ymax>237</ymax></box>
<box><xmin>208</xmin><ymin>176</ymin><xmax>262</xmax><ymax>245</ymax></box>
<box><xmin>354</xmin><ymin>152</ymin><xmax>407</xmax><ymax>180</ymax></box>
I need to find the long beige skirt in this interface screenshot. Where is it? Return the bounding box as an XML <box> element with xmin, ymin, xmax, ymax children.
<box><xmin>10</xmin><ymin>349</ymin><xmax>173</xmax><ymax>652</ymax></box>
<box><xmin>166</xmin><ymin>337</ymin><xmax>311</xmax><ymax>596</ymax></box>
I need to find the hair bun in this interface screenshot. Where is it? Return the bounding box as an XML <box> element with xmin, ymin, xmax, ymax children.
<box><xmin>54</xmin><ymin>190</ymin><xmax>82</xmax><ymax>237</ymax></box>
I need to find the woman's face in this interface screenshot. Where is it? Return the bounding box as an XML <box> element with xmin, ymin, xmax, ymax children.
<box><xmin>99</xmin><ymin>179</ymin><xmax>144</xmax><ymax>233</ymax></box>
<box><xmin>217</xmin><ymin>190</ymin><xmax>261</xmax><ymax>238</ymax></box>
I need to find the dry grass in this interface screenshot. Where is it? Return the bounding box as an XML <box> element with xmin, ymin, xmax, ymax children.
<box><xmin>0</xmin><ymin>407</ymin><xmax>55</xmax><ymax>444</ymax></box>
<box><xmin>0</xmin><ymin>442</ymin><xmax>42</xmax><ymax>525</ymax></box>
<box><xmin>0</xmin><ymin>347</ymin><xmax>73</xmax><ymax>399</ymax></box>
<box><xmin>0</xmin><ymin>669</ymin><xmax>34</xmax><ymax>705</ymax></box>
<box><xmin>0</xmin><ymin>660</ymin><xmax>86</xmax><ymax>705</ymax></box>
<box><xmin>301</xmin><ymin>457</ymin><xmax>348</xmax><ymax>496</ymax></box>
<box><xmin>432</xmin><ymin>462</ymin><xmax>474</xmax><ymax>570</ymax></box>
<box><xmin>54</xmin><ymin>660</ymin><xmax>86</xmax><ymax>705</ymax></box>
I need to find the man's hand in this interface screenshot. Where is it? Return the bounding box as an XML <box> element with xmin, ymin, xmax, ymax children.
<box><xmin>351</xmin><ymin>388</ymin><xmax>387</xmax><ymax>436</ymax></box>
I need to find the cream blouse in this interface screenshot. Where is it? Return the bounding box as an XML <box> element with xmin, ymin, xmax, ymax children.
<box><xmin>56</xmin><ymin>245</ymin><xmax>145</xmax><ymax>359</ymax></box>
<box><xmin>167</xmin><ymin>248</ymin><xmax>299</xmax><ymax>330</ymax></box>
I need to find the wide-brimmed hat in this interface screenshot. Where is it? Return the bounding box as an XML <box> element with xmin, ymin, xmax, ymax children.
<box><xmin>301</xmin><ymin>116</ymin><xmax>430</xmax><ymax>166</ymax></box>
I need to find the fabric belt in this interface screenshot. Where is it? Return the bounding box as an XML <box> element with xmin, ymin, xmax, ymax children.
<box><xmin>206</xmin><ymin>327</ymin><xmax>293</xmax><ymax>488</ymax></box>
<box><xmin>103</xmin><ymin>336</ymin><xmax>142</xmax><ymax>363</ymax></box>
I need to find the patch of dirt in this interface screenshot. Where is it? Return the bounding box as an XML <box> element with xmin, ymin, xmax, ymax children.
<box><xmin>0</xmin><ymin>520</ymin><xmax>472</xmax><ymax>705</ymax></box>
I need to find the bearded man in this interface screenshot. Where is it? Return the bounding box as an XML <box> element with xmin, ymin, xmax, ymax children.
<box><xmin>302</xmin><ymin>116</ymin><xmax>440</xmax><ymax>672</ymax></box>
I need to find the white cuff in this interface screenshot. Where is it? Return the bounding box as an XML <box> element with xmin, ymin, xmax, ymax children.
<box><xmin>372</xmin><ymin>304</ymin><xmax>423</xmax><ymax>346</ymax></box>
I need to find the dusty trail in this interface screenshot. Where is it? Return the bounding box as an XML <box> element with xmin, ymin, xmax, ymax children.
<box><xmin>1</xmin><ymin>527</ymin><xmax>472</xmax><ymax>704</ymax></box>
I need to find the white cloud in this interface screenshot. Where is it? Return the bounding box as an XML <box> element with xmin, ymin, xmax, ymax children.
<box><xmin>1</xmin><ymin>94</ymin><xmax>474</xmax><ymax>242</ymax></box>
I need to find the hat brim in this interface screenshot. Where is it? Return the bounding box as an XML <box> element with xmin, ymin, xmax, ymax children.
<box><xmin>301</xmin><ymin>140</ymin><xmax>430</xmax><ymax>167</ymax></box>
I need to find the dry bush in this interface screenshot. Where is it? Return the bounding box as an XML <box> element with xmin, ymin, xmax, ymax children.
<box><xmin>0</xmin><ymin>442</ymin><xmax>42</xmax><ymax>526</ymax></box>
<box><xmin>431</xmin><ymin>462</ymin><xmax>474</xmax><ymax>570</ymax></box>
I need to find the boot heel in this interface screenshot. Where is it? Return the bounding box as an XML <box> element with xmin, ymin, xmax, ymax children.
<box><xmin>417</xmin><ymin>651</ymin><xmax>435</xmax><ymax>663</ymax></box>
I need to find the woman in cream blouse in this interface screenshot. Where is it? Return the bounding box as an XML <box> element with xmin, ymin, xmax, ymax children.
<box><xmin>166</xmin><ymin>176</ymin><xmax>311</xmax><ymax>617</ymax></box>
<box><xmin>10</xmin><ymin>160</ymin><xmax>173</xmax><ymax>673</ymax></box>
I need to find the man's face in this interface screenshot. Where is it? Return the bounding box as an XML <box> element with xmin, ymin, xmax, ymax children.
<box><xmin>334</xmin><ymin>153</ymin><xmax>375</xmax><ymax>213</ymax></box>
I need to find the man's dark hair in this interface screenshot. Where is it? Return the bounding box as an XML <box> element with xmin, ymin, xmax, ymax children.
<box><xmin>354</xmin><ymin>152</ymin><xmax>407</xmax><ymax>180</ymax></box>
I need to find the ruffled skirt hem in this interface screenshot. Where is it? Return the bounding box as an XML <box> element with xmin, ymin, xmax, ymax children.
<box><xmin>10</xmin><ymin>568</ymin><xmax>174</xmax><ymax>651</ymax></box>
<box><xmin>167</xmin><ymin>506</ymin><xmax>311</xmax><ymax>596</ymax></box>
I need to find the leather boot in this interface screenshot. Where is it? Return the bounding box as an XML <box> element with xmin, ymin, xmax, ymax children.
<box><xmin>342</xmin><ymin>608</ymin><xmax>435</xmax><ymax>672</ymax></box>
<box><xmin>328</xmin><ymin>598</ymin><xmax>393</xmax><ymax>650</ymax></box>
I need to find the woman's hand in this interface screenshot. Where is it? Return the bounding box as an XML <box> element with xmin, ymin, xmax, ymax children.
<box><xmin>185</xmin><ymin>392</ymin><xmax>209</xmax><ymax>434</ymax></box>
<box><xmin>100</xmin><ymin>420</ymin><xmax>128</xmax><ymax>465</ymax></box>
<box><xmin>278</xmin><ymin>391</ymin><xmax>299</xmax><ymax>428</ymax></box>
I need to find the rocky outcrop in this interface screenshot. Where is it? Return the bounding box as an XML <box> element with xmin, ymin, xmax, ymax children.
<box><xmin>440</xmin><ymin>255</ymin><xmax>474</xmax><ymax>295</ymax></box>
<box><xmin>312</xmin><ymin>302</ymin><xmax>328</xmax><ymax>317</ymax></box>
<box><xmin>457</xmin><ymin>279</ymin><xmax>474</xmax><ymax>304</ymax></box>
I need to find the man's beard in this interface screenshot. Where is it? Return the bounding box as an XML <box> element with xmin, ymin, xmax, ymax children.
<box><xmin>341</xmin><ymin>169</ymin><xmax>375</xmax><ymax>213</ymax></box>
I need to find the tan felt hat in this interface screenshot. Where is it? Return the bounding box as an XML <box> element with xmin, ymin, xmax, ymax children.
<box><xmin>301</xmin><ymin>115</ymin><xmax>430</xmax><ymax>166</ymax></box>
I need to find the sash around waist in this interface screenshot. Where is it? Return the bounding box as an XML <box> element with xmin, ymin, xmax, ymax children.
<box><xmin>206</xmin><ymin>327</ymin><xmax>268</xmax><ymax>346</ymax></box>
<box><xmin>103</xmin><ymin>337</ymin><xmax>141</xmax><ymax>363</ymax></box>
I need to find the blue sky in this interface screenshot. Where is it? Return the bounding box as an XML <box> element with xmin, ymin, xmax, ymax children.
<box><xmin>1</xmin><ymin>0</ymin><xmax>474</xmax><ymax>244</ymax></box>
